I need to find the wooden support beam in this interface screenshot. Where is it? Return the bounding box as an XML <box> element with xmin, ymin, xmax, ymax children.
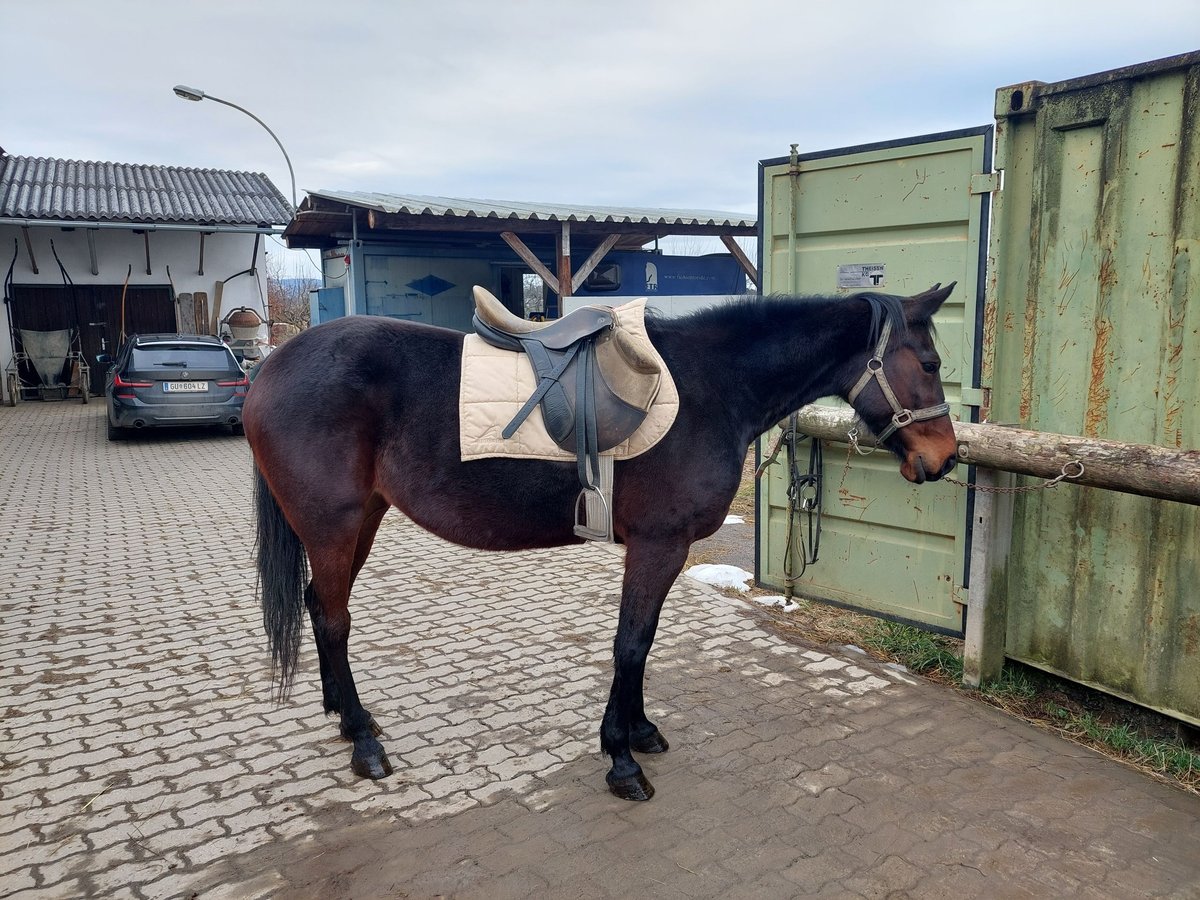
<box><xmin>500</xmin><ymin>231</ymin><xmax>558</xmax><ymax>288</ymax></box>
<box><xmin>962</xmin><ymin>466</ymin><xmax>1015</xmax><ymax>687</ymax></box>
<box><xmin>86</xmin><ymin>229</ymin><xmax>99</xmax><ymax>275</ymax></box>
<box><xmin>21</xmin><ymin>226</ymin><xmax>38</xmax><ymax>274</ymax></box>
<box><xmin>720</xmin><ymin>234</ymin><xmax>759</xmax><ymax>289</ymax></box>
<box><xmin>143</xmin><ymin>231</ymin><xmax>152</xmax><ymax>275</ymax></box>
<box><xmin>787</xmin><ymin>405</ymin><xmax>1200</xmax><ymax>506</ymax></box>
<box><xmin>198</xmin><ymin>232</ymin><xmax>206</xmax><ymax>276</ymax></box>
<box><xmin>557</xmin><ymin>222</ymin><xmax>572</xmax><ymax>298</ymax></box>
<box><xmin>570</xmin><ymin>234</ymin><xmax>620</xmax><ymax>294</ymax></box>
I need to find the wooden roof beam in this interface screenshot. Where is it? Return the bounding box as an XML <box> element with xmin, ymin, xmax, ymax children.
<box><xmin>720</xmin><ymin>235</ymin><xmax>759</xmax><ymax>290</ymax></box>
<box><xmin>570</xmin><ymin>234</ymin><xmax>621</xmax><ymax>294</ymax></box>
<box><xmin>500</xmin><ymin>231</ymin><xmax>558</xmax><ymax>290</ymax></box>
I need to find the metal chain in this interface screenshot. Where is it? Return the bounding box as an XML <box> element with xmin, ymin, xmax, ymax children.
<box><xmin>944</xmin><ymin>461</ymin><xmax>1086</xmax><ymax>494</ymax></box>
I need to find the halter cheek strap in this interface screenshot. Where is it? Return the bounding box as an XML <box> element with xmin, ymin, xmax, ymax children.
<box><xmin>846</xmin><ymin>320</ymin><xmax>951</xmax><ymax>444</ymax></box>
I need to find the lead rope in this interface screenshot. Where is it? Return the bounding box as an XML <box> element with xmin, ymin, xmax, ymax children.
<box><xmin>757</xmin><ymin>413</ymin><xmax>823</xmax><ymax>598</ymax></box>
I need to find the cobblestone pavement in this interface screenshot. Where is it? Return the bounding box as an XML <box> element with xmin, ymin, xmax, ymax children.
<box><xmin>2</xmin><ymin>402</ymin><xmax>1200</xmax><ymax>899</ymax></box>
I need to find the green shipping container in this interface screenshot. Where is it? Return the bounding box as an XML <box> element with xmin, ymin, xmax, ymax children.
<box><xmin>985</xmin><ymin>52</ymin><xmax>1200</xmax><ymax>725</ymax></box>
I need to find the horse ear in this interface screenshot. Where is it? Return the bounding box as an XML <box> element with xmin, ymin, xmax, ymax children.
<box><xmin>904</xmin><ymin>282</ymin><xmax>956</xmax><ymax>323</ymax></box>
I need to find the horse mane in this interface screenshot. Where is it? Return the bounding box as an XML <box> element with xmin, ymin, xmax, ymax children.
<box><xmin>646</xmin><ymin>292</ymin><xmax>908</xmax><ymax>349</ymax></box>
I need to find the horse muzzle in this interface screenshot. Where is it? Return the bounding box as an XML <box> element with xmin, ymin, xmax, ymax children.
<box><xmin>901</xmin><ymin>450</ymin><xmax>958</xmax><ymax>484</ymax></box>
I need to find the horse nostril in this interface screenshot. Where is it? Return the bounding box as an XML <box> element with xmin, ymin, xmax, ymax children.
<box><xmin>941</xmin><ymin>455</ymin><xmax>958</xmax><ymax>477</ymax></box>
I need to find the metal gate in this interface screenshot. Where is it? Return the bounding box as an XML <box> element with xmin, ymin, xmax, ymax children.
<box><xmin>756</xmin><ymin>127</ymin><xmax>992</xmax><ymax>634</ymax></box>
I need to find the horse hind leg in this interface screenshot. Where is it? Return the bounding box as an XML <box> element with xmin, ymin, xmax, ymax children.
<box><xmin>306</xmin><ymin>507</ymin><xmax>392</xmax><ymax>779</ymax></box>
<box><xmin>306</xmin><ymin>499</ymin><xmax>388</xmax><ymax>737</ymax></box>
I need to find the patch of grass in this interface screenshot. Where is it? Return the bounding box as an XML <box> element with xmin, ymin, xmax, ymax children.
<box><xmin>1043</xmin><ymin>705</ymin><xmax>1200</xmax><ymax>787</ymax></box>
<box><xmin>862</xmin><ymin>620</ymin><xmax>963</xmax><ymax>680</ymax></box>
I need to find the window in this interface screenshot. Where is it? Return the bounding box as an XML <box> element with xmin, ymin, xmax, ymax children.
<box><xmin>132</xmin><ymin>345</ymin><xmax>238</xmax><ymax>372</ymax></box>
<box><xmin>583</xmin><ymin>264</ymin><xmax>621</xmax><ymax>292</ymax></box>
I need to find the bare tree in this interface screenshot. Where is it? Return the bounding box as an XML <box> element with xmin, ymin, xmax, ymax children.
<box><xmin>264</xmin><ymin>250</ymin><xmax>314</xmax><ymax>330</ymax></box>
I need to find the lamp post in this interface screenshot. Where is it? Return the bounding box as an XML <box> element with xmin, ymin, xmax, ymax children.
<box><xmin>172</xmin><ymin>84</ymin><xmax>297</xmax><ymax>210</ymax></box>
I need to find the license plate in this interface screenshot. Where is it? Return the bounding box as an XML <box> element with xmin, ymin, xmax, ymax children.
<box><xmin>164</xmin><ymin>381</ymin><xmax>208</xmax><ymax>393</ymax></box>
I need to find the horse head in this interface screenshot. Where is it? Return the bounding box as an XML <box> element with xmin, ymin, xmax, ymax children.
<box><xmin>846</xmin><ymin>283</ymin><xmax>959</xmax><ymax>484</ymax></box>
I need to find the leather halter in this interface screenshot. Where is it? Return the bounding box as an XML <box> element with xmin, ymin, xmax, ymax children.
<box><xmin>846</xmin><ymin>320</ymin><xmax>950</xmax><ymax>444</ymax></box>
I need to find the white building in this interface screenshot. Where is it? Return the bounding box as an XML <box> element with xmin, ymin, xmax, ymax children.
<box><xmin>0</xmin><ymin>149</ymin><xmax>292</xmax><ymax>399</ymax></box>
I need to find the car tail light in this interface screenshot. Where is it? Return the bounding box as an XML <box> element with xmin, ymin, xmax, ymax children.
<box><xmin>114</xmin><ymin>372</ymin><xmax>152</xmax><ymax>388</ymax></box>
<box><xmin>217</xmin><ymin>374</ymin><xmax>250</xmax><ymax>392</ymax></box>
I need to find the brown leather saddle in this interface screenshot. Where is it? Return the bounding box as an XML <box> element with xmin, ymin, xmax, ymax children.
<box><xmin>471</xmin><ymin>287</ymin><xmax>662</xmax><ymax>539</ymax></box>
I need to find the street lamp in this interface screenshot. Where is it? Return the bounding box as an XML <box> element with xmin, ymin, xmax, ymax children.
<box><xmin>172</xmin><ymin>84</ymin><xmax>297</xmax><ymax>210</ymax></box>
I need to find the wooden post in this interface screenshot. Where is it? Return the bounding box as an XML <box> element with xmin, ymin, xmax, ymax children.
<box><xmin>962</xmin><ymin>467</ymin><xmax>1015</xmax><ymax>687</ymax></box>
<box><xmin>21</xmin><ymin>226</ymin><xmax>38</xmax><ymax>274</ymax></box>
<box><xmin>86</xmin><ymin>229</ymin><xmax>99</xmax><ymax>276</ymax></box>
<box><xmin>557</xmin><ymin>222</ymin><xmax>572</xmax><ymax>300</ymax></box>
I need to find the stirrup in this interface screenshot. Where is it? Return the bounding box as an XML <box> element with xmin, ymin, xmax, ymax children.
<box><xmin>574</xmin><ymin>485</ymin><xmax>613</xmax><ymax>542</ymax></box>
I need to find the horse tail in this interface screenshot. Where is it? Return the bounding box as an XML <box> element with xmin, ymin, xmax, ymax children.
<box><xmin>254</xmin><ymin>464</ymin><xmax>308</xmax><ymax>701</ymax></box>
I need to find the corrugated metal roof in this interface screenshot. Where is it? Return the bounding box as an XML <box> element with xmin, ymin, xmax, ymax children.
<box><xmin>0</xmin><ymin>154</ymin><xmax>293</xmax><ymax>226</ymax></box>
<box><xmin>307</xmin><ymin>189</ymin><xmax>756</xmax><ymax>227</ymax></box>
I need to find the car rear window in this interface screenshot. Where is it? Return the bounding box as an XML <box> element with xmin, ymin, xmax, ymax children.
<box><xmin>131</xmin><ymin>346</ymin><xmax>239</xmax><ymax>371</ymax></box>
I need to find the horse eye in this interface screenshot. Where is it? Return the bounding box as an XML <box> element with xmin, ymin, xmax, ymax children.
<box><xmin>922</xmin><ymin>361</ymin><xmax>940</xmax><ymax>374</ymax></box>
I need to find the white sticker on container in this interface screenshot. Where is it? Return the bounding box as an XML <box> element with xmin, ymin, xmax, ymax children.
<box><xmin>837</xmin><ymin>263</ymin><xmax>886</xmax><ymax>289</ymax></box>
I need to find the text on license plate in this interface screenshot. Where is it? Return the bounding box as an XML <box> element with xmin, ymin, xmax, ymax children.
<box><xmin>164</xmin><ymin>381</ymin><xmax>208</xmax><ymax>393</ymax></box>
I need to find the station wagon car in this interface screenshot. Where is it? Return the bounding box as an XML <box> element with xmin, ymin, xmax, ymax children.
<box><xmin>102</xmin><ymin>334</ymin><xmax>248</xmax><ymax>441</ymax></box>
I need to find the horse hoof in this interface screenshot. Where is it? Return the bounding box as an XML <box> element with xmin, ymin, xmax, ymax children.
<box><xmin>631</xmin><ymin>729</ymin><xmax>670</xmax><ymax>754</ymax></box>
<box><xmin>607</xmin><ymin>771</ymin><xmax>655</xmax><ymax>801</ymax></box>
<box><xmin>351</xmin><ymin>749</ymin><xmax>393</xmax><ymax>780</ymax></box>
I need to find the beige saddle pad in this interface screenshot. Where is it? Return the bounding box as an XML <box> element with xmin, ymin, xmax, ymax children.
<box><xmin>459</xmin><ymin>299</ymin><xmax>679</xmax><ymax>462</ymax></box>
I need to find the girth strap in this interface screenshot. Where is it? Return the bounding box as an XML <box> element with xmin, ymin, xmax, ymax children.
<box><xmin>502</xmin><ymin>341</ymin><xmax>580</xmax><ymax>440</ymax></box>
<box><xmin>576</xmin><ymin>341</ymin><xmax>600</xmax><ymax>491</ymax></box>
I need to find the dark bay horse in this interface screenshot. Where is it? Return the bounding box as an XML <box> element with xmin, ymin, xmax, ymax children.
<box><xmin>244</xmin><ymin>283</ymin><xmax>959</xmax><ymax>801</ymax></box>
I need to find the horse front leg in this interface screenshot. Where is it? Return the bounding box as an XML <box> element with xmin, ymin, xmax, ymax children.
<box><xmin>601</xmin><ymin>538</ymin><xmax>689</xmax><ymax>801</ymax></box>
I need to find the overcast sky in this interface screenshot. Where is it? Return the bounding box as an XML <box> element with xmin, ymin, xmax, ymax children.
<box><xmin>3</xmin><ymin>1</ymin><xmax>1198</xmax><ymax>271</ymax></box>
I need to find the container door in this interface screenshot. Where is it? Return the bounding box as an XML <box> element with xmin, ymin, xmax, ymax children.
<box><xmin>756</xmin><ymin>127</ymin><xmax>993</xmax><ymax>634</ymax></box>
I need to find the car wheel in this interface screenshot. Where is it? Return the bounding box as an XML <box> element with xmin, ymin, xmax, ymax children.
<box><xmin>80</xmin><ymin>385</ymin><xmax>89</xmax><ymax>405</ymax></box>
<box><xmin>6</xmin><ymin>373</ymin><xmax>16</xmax><ymax>407</ymax></box>
<box><xmin>230</xmin><ymin>423</ymin><xmax>245</xmax><ymax>437</ymax></box>
<box><xmin>106</xmin><ymin>416</ymin><xmax>125</xmax><ymax>442</ymax></box>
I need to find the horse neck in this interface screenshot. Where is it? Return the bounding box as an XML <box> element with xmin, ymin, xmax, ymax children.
<box><xmin>652</xmin><ymin>298</ymin><xmax>870</xmax><ymax>441</ymax></box>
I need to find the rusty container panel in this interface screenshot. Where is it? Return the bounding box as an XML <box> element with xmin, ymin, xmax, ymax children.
<box><xmin>985</xmin><ymin>52</ymin><xmax>1200</xmax><ymax>724</ymax></box>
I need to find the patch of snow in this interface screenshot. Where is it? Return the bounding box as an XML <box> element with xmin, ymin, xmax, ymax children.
<box><xmin>882</xmin><ymin>662</ymin><xmax>920</xmax><ymax>685</ymax></box>
<box><xmin>842</xmin><ymin>644</ymin><xmax>867</xmax><ymax>655</ymax></box>
<box><xmin>684</xmin><ymin>564</ymin><xmax>754</xmax><ymax>592</ymax></box>
<box><xmin>751</xmin><ymin>595</ymin><xmax>800</xmax><ymax>612</ymax></box>
<box><xmin>723</xmin><ymin>514</ymin><xmax>746</xmax><ymax>525</ymax></box>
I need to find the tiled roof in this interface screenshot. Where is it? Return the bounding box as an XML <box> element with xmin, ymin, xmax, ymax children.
<box><xmin>0</xmin><ymin>154</ymin><xmax>293</xmax><ymax>226</ymax></box>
